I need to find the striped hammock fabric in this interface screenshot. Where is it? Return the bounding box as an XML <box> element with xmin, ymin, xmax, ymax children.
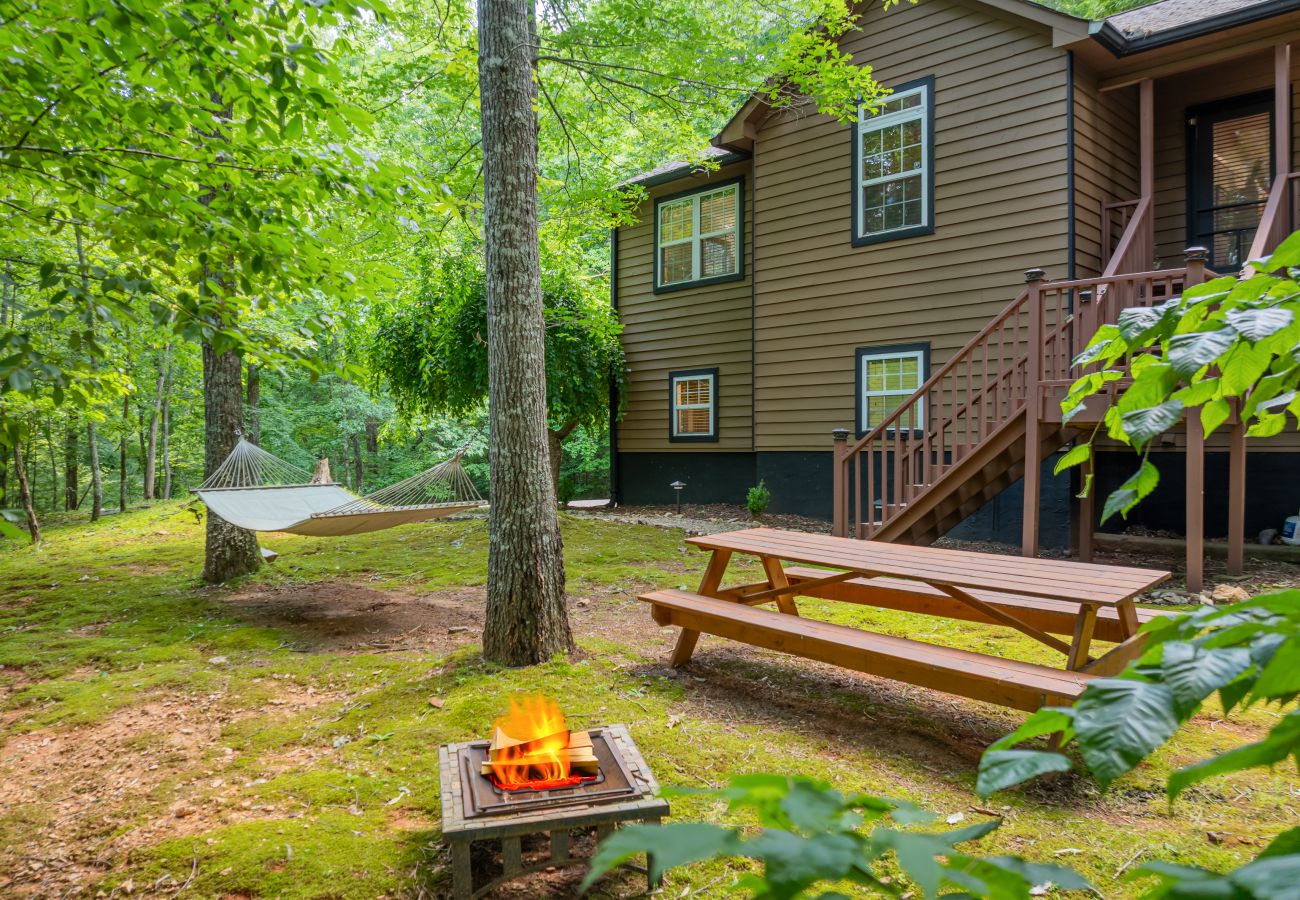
<box><xmin>194</xmin><ymin>438</ymin><xmax>485</xmax><ymax>536</ymax></box>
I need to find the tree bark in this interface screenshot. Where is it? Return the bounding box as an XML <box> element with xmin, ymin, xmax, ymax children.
<box><xmin>312</xmin><ymin>458</ymin><xmax>331</xmax><ymax>484</ymax></box>
<box><xmin>144</xmin><ymin>345</ymin><xmax>170</xmax><ymax>501</ymax></box>
<box><xmin>478</xmin><ymin>0</ymin><xmax>573</xmax><ymax>666</ymax></box>
<box><xmin>546</xmin><ymin>421</ymin><xmax>577</xmax><ymax>499</ymax></box>
<box><xmin>202</xmin><ymin>343</ymin><xmax>260</xmax><ymax>582</ymax></box>
<box><xmin>161</xmin><ymin>391</ymin><xmax>172</xmax><ymax>500</ymax></box>
<box><xmin>350</xmin><ymin>432</ymin><xmax>364</xmax><ymax>493</ymax></box>
<box><xmin>246</xmin><ymin>363</ymin><xmax>260</xmax><ymax>445</ymax></box>
<box><xmin>64</xmin><ymin>421</ymin><xmax>79</xmax><ymax>510</ymax></box>
<box><xmin>45</xmin><ymin>425</ymin><xmax>58</xmax><ymax>507</ymax></box>
<box><xmin>118</xmin><ymin>393</ymin><xmax>129</xmax><ymax>513</ymax></box>
<box><xmin>88</xmin><ymin>420</ymin><xmax>103</xmax><ymax>521</ymax></box>
<box><xmin>13</xmin><ymin>443</ymin><xmax>39</xmax><ymax>544</ymax></box>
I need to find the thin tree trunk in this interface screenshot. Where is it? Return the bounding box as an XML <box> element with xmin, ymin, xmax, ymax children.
<box><xmin>202</xmin><ymin>344</ymin><xmax>260</xmax><ymax>582</ymax></box>
<box><xmin>64</xmin><ymin>421</ymin><xmax>79</xmax><ymax>510</ymax></box>
<box><xmin>119</xmin><ymin>394</ymin><xmax>129</xmax><ymax>513</ymax></box>
<box><xmin>161</xmin><ymin>391</ymin><xmax>173</xmax><ymax>500</ymax></box>
<box><xmin>13</xmin><ymin>443</ymin><xmax>39</xmax><ymax>544</ymax></box>
<box><xmin>144</xmin><ymin>345</ymin><xmax>170</xmax><ymax>501</ymax></box>
<box><xmin>45</xmin><ymin>425</ymin><xmax>58</xmax><ymax>508</ymax></box>
<box><xmin>350</xmin><ymin>433</ymin><xmax>364</xmax><ymax>494</ymax></box>
<box><xmin>546</xmin><ymin>422</ymin><xmax>577</xmax><ymax>499</ymax></box>
<box><xmin>246</xmin><ymin>363</ymin><xmax>260</xmax><ymax>445</ymax></box>
<box><xmin>478</xmin><ymin>0</ymin><xmax>572</xmax><ymax>666</ymax></box>
<box><xmin>88</xmin><ymin>420</ymin><xmax>103</xmax><ymax>520</ymax></box>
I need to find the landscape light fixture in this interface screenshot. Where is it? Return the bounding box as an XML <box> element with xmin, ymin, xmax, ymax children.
<box><xmin>669</xmin><ymin>480</ymin><xmax>686</xmax><ymax>513</ymax></box>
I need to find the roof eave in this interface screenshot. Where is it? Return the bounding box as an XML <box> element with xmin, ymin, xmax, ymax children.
<box><xmin>620</xmin><ymin>150</ymin><xmax>752</xmax><ymax>190</ymax></box>
<box><xmin>1090</xmin><ymin>0</ymin><xmax>1300</xmax><ymax>57</ymax></box>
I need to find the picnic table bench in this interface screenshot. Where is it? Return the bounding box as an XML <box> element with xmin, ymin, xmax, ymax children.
<box><xmin>640</xmin><ymin>528</ymin><xmax>1172</xmax><ymax>713</ymax></box>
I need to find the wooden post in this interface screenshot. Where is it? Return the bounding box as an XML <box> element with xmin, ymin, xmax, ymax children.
<box><xmin>1227</xmin><ymin>413</ymin><xmax>1247</xmax><ymax>576</ymax></box>
<box><xmin>1139</xmin><ymin>79</ymin><xmax>1154</xmax><ymax>200</ymax></box>
<box><xmin>1075</xmin><ymin>464</ymin><xmax>1095</xmax><ymax>562</ymax></box>
<box><xmin>1022</xmin><ymin>268</ymin><xmax>1046</xmax><ymax>558</ymax></box>
<box><xmin>1276</xmin><ymin>44</ymin><xmax>1292</xmax><ymax>179</ymax></box>
<box><xmin>831</xmin><ymin>428</ymin><xmax>850</xmax><ymax>538</ymax></box>
<box><xmin>1186</xmin><ymin>408</ymin><xmax>1205</xmax><ymax>595</ymax></box>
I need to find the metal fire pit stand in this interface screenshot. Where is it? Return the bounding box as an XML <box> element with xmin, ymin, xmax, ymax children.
<box><xmin>439</xmin><ymin>724</ymin><xmax>669</xmax><ymax>899</ymax></box>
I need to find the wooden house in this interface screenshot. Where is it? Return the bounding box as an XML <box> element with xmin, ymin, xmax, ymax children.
<box><xmin>610</xmin><ymin>0</ymin><xmax>1300</xmax><ymax>589</ymax></box>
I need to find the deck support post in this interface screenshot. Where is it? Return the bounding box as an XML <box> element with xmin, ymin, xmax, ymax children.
<box><xmin>1183</xmin><ymin>247</ymin><xmax>1208</xmax><ymax>594</ymax></box>
<box><xmin>1022</xmin><ymin>267</ymin><xmax>1046</xmax><ymax>558</ymax></box>
<box><xmin>831</xmin><ymin>428</ymin><xmax>850</xmax><ymax>538</ymax></box>
<box><xmin>1227</xmin><ymin>413</ymin><xmax>1247</xmax><ymax>576</ymax></box>
<box><xmin>1139</xmin><ymin>79</ymin><xmax>1154</xmax><ymax>201</ymax></box>
<box><xmin>1075</xmin><ymin>466</ymin><xmax>1095</xmax><ymax>562</ymax></box>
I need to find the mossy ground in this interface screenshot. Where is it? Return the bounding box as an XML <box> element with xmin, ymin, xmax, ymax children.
<box><xmin>0</xmin><ymin>502</ymin><xmax>1293</xmax><ymax>898</ymax></box>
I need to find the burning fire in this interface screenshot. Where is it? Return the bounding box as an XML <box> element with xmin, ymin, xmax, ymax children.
<box><xmin>486</xmin><ymin>694</ymin><xmax>595</xmax><ymax>791</ymax></box>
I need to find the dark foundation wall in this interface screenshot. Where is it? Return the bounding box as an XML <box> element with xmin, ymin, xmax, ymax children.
<box><xmin>615</xmin><ymin>450</ymin><xmax>1073</xmax><ymax>549</ymax></box>
<box><xmin>1094</xmin><ymin>450</ymin><xmax>1300</xmax><ymax>539</ymax></box>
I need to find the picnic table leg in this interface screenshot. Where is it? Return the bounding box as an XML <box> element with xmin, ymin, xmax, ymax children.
<box><xmin>1067</xmin><ymin>604</ymin><xmax>1099</xmax><ymax>671</ymax></box>
<box><xmin>761</xmin><ymin>556</ymin><xmax>799</xmax><ymax>617</ymax></box>
<box><xmin>670</xmin><ymin>549</ymin><xmax>732</xmax><ymax>667</ymax></box>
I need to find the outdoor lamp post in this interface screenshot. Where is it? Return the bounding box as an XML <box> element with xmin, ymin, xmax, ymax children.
<box><xmin>669</xmin><ymin>480</ymin><xmax>685</xmax><ymax>514</ymax></box>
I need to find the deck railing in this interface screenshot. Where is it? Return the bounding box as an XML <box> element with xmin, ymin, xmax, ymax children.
<box><xmin>831</xmin><ymin>250</ymin><xmax>1210</xmax><ymax>541</ymax></box>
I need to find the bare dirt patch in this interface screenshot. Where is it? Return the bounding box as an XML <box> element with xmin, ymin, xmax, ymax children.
<box><xmin>226</xmin><ymin>581</ymin><xmax>487</xmax><ymax>654</ymax></box>
<box><xmin>0</xmin><ymin>683</ymin><xmax>339</xmax><ymax>897</ymax></box>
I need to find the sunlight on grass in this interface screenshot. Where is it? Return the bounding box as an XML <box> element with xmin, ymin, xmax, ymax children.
<box><xmin>0</xmin><ymin>501</ymin><xmax>1290</xmax><ymax>897</ymax></box>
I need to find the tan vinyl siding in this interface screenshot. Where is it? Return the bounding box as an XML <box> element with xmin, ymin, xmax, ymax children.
<box><xmin>615</xmin><ymin>161</ymin><xmax>752</xmax><ymax>451</ymax></box>
<box><xmin>752</xmin><ymin>0</ymin><xmax>1070</xmax><ymax>451</ymax></box>
<box><xmin>1072</xmin><ymin>65</ymin><xmax>1139</xmax><ymax>278</ymax></box>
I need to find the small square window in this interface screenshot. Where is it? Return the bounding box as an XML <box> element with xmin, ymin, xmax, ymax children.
<box><xmin>669</xmin><ymin>368</ymin><xmax>719</xmax><ymax>442</ymax></box>
<box><xmin>856</xmin><ymin>347</ymin><xmax>928</xmax><ymax>435</ymax></box>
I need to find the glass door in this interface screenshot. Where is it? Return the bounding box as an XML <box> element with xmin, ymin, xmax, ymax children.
<box><xmin>1188</xmin><ymin>95</ymin><xmax>1273</xmax><ymax>269</ymax></box>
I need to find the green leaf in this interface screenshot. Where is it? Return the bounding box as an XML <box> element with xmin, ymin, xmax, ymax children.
<box><xmin>976</xmin><ymin>750</ymin><xmax>1072</xmax><ymax>798</ymax></box>
<box><xmin>1073</xmin><ymin>678</ymin><xmax>1180</xmax><ymax>789</ymax></box>
<box><xmin>1101</xmin><ymin>461</ymin><xmax>1160</xmax><ymax>524</ymax></box>
<box><xmin>581</xmin><ymin>823</ymin><xmax>741</xmax><ymax>891</ymax></box>
<box><xmin>1264</xmin><ymin>229</ymin><xmax>1300</xmax><ymax>270</ymax></box>
<box><xmin>1168</xmin><ymin>710</ymin><xmax>1300</xmax><ymax>799</ymax></box>
<box><xmin>1159</xmin><ymin>641</ymin><xmax>1253</xmax><ymax>716</ymax></box>
<box><xmin>1199</xmin><ymin>397</ymin><xmax>1232</xmax><ymax>435</ymax></box>
<box><xmin>1167</xmin><ymin>328</ymin><xmax>1238</xmax><ymax>377</ymax></box>
<box><xmin>1053</xmin><ymin>443</ymin><xmax>1091</xmax><ymax>475</ymax></box>
<box><xmin>1226</xmin><ymin>306</ymin><xmax>1294</xmax><ymax>342</ymax></box>
<box><xmin>1252</xmin><ymin>637</ymin><xmax>1300</xmax><ymax>699</ymax></box>
<box><xmin>1121</xmin><ymin>400</ymin><xmax>1183</xmax><ymax>446</ymax></box>
<box><xmin>1259</xmin><ymin>827</ymin><xmax>1300</xmax><ymax>858</ymax></box>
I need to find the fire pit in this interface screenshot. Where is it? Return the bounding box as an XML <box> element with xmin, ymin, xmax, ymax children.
<box><xmin>439</xmin><ymin>696</ymin><xmax>668</xmax><ymax>899</ymax></box>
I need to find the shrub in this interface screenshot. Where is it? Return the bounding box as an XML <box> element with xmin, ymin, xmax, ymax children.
<box><xmin>746</xmin><ymin>480</ymin><xmax>771</xmax><ymax>519</ymax></box>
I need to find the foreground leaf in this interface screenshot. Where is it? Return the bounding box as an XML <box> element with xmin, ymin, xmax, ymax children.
<box><xmin>1072</xmin><ymin>679</ymin><xmax>1180</xmax><ymax>788</ymax></box>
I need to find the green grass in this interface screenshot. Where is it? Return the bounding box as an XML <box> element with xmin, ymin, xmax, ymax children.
<box><xmin>0</xmin><ymin>501</ymin><xmax>1290</xmax><ymax>897</ymax></box>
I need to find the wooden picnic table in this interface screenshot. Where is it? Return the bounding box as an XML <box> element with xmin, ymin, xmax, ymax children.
<box><xmin>639</xmin><ymin>528</ymin><xmax>1171</xmax><ymax>712</ymax></box>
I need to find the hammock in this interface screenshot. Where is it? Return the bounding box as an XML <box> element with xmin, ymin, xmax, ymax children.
<box><xmin>194</xmin><ymin>437</ymin><xmax>486</xmax><ymax>537</ymax></box>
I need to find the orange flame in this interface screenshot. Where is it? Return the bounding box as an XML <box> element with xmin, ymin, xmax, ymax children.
<box><xmin>488</xmin><ymin>694</ymin><xmax>585</xmax><ymax>791</ymax></box>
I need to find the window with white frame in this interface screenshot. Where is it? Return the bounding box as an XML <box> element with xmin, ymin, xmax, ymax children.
<box><xmin>858</xmin><ymin>347</ymin><xmax>926</xmax><ymax>433</ymax></box>
<box><xmin>656</xmin><ymin>182</ymin><xmax>741</xmax><ymax>289</ymax></box>
<box><xmin>669</xmin><ymin>369</ymin><xmax>718</xmax><ymax>440</ymax></box>
<box><xmin>855</xmin><ymin>79</ymin><xmax>932</xmax><ymax>243</ymax></box>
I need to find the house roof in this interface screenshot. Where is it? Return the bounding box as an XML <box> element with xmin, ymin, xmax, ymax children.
<box><xmin>1092</xmin><ymin>0</ymin><xmax>1300</xmax><ymax>54</ymax></box>
<box><xmin>620</xmin><ymin>146</ymin><xmax>750</xmax><ymax>190</ymax></box>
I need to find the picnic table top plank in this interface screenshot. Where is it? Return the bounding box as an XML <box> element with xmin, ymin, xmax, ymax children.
<box><xmin>685</xmin><ymin>528</ymin><xmax>1169</xmax><ymax>607</ymax></box>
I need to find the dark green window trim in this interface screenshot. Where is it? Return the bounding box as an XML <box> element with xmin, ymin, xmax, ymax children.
<box><xmin>850</xmin><ymin>76</ymin><xmax>936</xmax><ymax>248</ymax></box>
<box><xmin>653</xmin><ymin>177</ymin><xmax>745</xmax><ymax>294</ymax></box>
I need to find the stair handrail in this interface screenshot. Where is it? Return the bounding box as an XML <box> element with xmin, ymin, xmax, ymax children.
<box><xmin>1245</xmin><ymin>171</ymin><xmax>1299</xmax><ymax>272</ymax></box>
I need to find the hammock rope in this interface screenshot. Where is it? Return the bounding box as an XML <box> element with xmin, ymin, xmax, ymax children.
<box><xmin>194</xmin><ymin>437</ymin><xmax>486</xmax><ymax>536</ymax></box>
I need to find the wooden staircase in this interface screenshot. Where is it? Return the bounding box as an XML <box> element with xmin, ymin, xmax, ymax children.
<box><xmin>831</xmin><ymin>259</ymin><xmax>1209</xmax><ymax>551</ymax></box>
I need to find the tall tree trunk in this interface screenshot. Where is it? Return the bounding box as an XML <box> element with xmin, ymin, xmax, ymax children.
<box><xmin>45</xmin><ymin>425</ymin><xmax>58</xmax><ymax>507</ymax></box>
<box><xmin>161</xmin><ymin>391</ymin><xmax>173</xmax><ymax>501</ymax></box>
<box><xmin>13</xmin><ymin>443</ymin><xmax>39</xmax><ymax>544</ymax></box>
<box><xmin>118</xmin><ymin>394</ymin><xmax>129</xmax><ymax>513</ymax></box>
<box><xmin>144</xmin><ymin>345</ymin><xmax>170</xmax><ymax>501</ymax></box>
<box><xmin>202</xmin><ymin>344</ymin><xmax>260</xmax><ymax>582</ymax></box>
<box><xmin>478</xmin><ymin>0</ymin><xmax>572</xmax><ymax>666</ymax></box>
<box><xmin>64</xmin><ymin>421</ymin><xmax>79</xmax><ymax>510</ymax></box>
<box><xmin>246</xmin><ymin>363</ymin><xmax>260</xmax><ymax>445</ymax></box>
<box><xmin>350</xmin><ymin>433</ymin><xmax>364</xmax><ymax>494</ymax></box>
<box><xmin>88</xmin><ymin>420</ymin><xmax>103</xmax><ymax>520</ymax></box>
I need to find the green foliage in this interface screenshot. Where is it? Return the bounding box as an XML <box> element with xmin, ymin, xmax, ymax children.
<box><xmin>369</xmin><ymin>243</ymin><xmax>624</xmax><ymax>437</ymax></box>
<box><xmin>977</xmin><ymin>591</ymin><xmax>1300</xmax><ymax>898</ymax></box>
<box><xmin>1055</xmin><ymin>238</ymin><xmax>1300</xmax><ymax>521</ymax></box>
<box><xmin>582</xmin><ymin>774</ymin><xmax>1088</xmax><ymax>898</ymax></box>
<box><xmin>747</xmin><ymin>480</ymin><xmax>772</xmax><ymax>518</ymax></box>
